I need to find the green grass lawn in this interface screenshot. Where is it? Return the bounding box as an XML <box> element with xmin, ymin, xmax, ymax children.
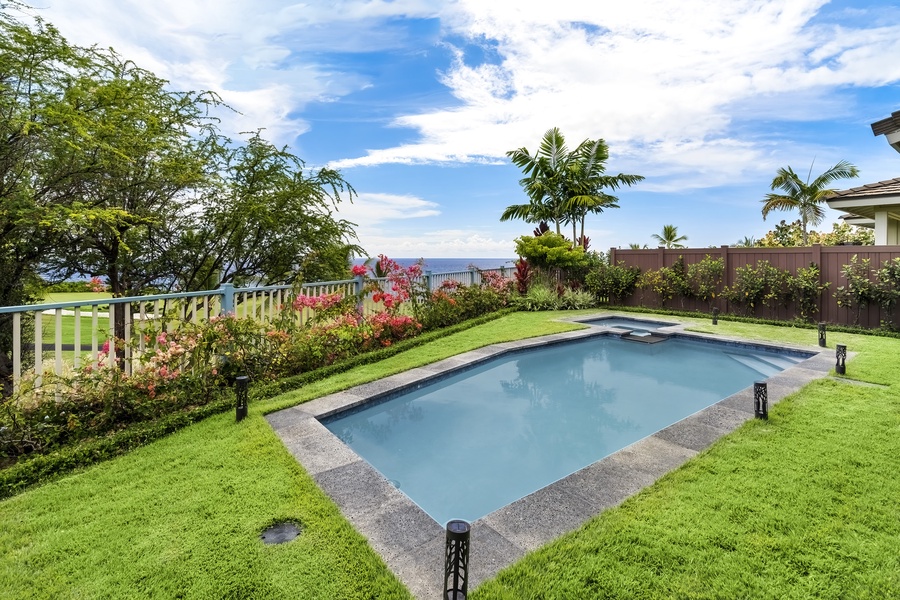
<box><xmin>1</xmin><ymin>311</ymin><xmax>898</xmax><ymax>599</ymax></box>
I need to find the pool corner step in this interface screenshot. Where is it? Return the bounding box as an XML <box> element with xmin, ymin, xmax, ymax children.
<box><xmin>620</xmin><ymin>331</ymin><xmax>669</xmax><ymax>344</ymax></box>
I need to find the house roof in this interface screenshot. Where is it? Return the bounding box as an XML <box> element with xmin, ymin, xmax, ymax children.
<box><xmin>827</xmin><ymin>178</ymin><xmax>900</xmax><ymax>200</ymax></box>
<box><xmin>872</xmin><ymin>110</ymin><xmax>900</xmax><ymax>136</ymax></box>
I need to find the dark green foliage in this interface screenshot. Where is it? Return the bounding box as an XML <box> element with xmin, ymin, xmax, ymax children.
<box><xmin>833</xmin><ymin>255</ymin><xmax>877</xmax><ymax>325</ymax></box>
<box><xmin>584</xmin><ymin>261</ymin><xmax>641</xmax><ymax>304</ymax></box>
<box><xmin>791</xmin><ymin>263</ymin><xmax>828</xmax><ymax>322</ymax></box>
<box><xmin>723</xmin><ymin>260</ymin><xmax>791</xmax><ymax>317</ymax></box>
<box><xmin>514</xmin><ymin>232</ymin><xmax>588</xmax><ymax>270</ymax></box>
<box><xmin>686</xmin><ymin>255</ymin><xmax>724</xmax><ymax>309</ymax></box>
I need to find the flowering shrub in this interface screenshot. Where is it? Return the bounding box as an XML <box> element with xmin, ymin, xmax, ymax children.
<box><xmin>89</xmin><ymin>277</ymin><xmax>107</xmax><ymax>293</ymax></box>
<box><xmin>1</xmin><ymin>256</ymin><xmax>512</xmax><ymax>465</ymax></box>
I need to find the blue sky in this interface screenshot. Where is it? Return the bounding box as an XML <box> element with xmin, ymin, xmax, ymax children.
<box><xmin>27</xmin><ymin>0</ymin><xmax>900</xmax><ymax>257</ymax></box>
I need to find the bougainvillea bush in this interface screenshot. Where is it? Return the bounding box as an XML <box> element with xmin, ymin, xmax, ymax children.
<box><xmin>0</xmin><ymin>257</ymin><xmax>512</xmax><ymax>464</ymax></box>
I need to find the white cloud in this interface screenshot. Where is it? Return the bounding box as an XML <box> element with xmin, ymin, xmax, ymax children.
<box><xmin>25</xmin><ymin>0</ymin><xmax>900</xmax><ymax>201</ymax></box>
<box><xmin>341</xmin><ymin>192</ymin><xmax>441</xmax><ymax>225</ymax></box>
<box><xmin>333</xmin><ymin>0</ymin><xmax>900</xmax><ymax>181</ymax></box>
<box><xmin>356</xmin><ymin>230</ymin><xmax>515</xmax><ymax>258</ymax></box>
<box><xmin>29</xmin><ymin>0</ymin><xmax>445</xmax><ymax>144</ymax></box>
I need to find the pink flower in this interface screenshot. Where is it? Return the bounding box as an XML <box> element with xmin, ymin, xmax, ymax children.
<box><xmin>351</xmin><ymin>264</ymin><xmax>368</xmax><ymax>277</ymax></box>
<box><xmin>101</xmin><ymin>340</ymin><xmax>110</xmax><ymax>354</ymax></box>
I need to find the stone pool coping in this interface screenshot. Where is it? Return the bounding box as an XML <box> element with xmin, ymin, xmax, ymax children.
<box><xmin>265</xmin><ymin>314</ymin><xmax>839</xmax><ymax>599</ymax></box>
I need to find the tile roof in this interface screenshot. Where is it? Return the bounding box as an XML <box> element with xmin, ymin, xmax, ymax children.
<box><xmin>827</xmin><ymin>178</ymin><xmax>900</xmax><ymax>200</ymax></box>
<box><xmin>871</xmin><ymin>110</ymin><xmax>900</xmax><ymax>136</ymax></box>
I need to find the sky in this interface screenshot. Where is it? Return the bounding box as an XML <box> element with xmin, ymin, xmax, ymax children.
<box><xmin>20</xmin><ymin>0</ymin><xmax>900</xmax><ymax>258</ymax></box>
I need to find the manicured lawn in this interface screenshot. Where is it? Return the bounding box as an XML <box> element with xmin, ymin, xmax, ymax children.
<box><xmin>1</xmin><ymin>311</ymin><xmax>898</xmax><ymax>599</ymax></box>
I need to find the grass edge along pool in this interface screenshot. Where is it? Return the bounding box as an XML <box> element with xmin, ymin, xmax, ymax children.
<box><xmin>321</xmin><ymin>329</ymin><xmax>812</xmax><ymax>525</ymax></box>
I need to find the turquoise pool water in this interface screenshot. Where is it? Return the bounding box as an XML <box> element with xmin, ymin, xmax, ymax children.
<box><xmin>323</xmin><ymin>335</ymin><xmax>805</xmax><ymax>525</ymax></box>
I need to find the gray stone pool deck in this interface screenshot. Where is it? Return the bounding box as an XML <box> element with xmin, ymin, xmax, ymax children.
<box><xmin>265</xmin><ymin>315</ymin><xmax>839</xmax><ymax>599</ymax></box>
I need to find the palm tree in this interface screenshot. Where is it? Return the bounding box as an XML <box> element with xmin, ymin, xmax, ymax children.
<box><xmin>734</xmin><ymin>236</ymin><xmax>757</xmax><ymax>247</ymax></box>
<box><xmin>760</xmin><ymin>160</ymin><xmax>859</xmax><ymax>245</ymax></box>
<box><xmin>502</xmin><ymin>128</ymin><xmax>643</xmax><ymax>241</ymax></box>
<box><xmin>651</xmin><ymin>225</ymin><xmax>688</xmax><ymax>249</ymax></box>
<box><xmin>628</xmin><ymin>243</ymin><xmax>648</xmax><ymax>249</ymax></box>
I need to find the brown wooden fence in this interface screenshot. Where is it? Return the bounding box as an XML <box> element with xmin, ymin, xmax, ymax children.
<box><xmin>609</xmin><ymin>245</ymin><xmax>900</xmax><ymax>328</ymax></box>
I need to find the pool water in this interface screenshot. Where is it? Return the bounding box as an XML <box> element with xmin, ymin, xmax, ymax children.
<box><xmin>323</xmin><ymin>335</ymin><xmax>804</xmax><ymax>525</ymax></box>
<box><xmin>582</xmin><ymin>316</ymin><xmax>676</xmax><ymax>333</ymax></box>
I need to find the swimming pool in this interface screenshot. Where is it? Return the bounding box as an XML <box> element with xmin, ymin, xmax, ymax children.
<box><xmin>323</xmin><ymin>333</ymin><xmax>808</xmax><ymax>525</ymax></box>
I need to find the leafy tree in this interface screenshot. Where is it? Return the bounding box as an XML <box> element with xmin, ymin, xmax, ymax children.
<box><xmin>757</xmin><ymin>219</ymin><xmax>875</xmax><ymax>247</ymax></box>
<box><xmin>791</xmin><ymin>263</ymin><xmax>829</xmax><ymax>322</ymax></box>
<box><xmin>170</xmin><ymin>132</ymin><xmax>361</xmax><ymax>291</ymax></box>
<box><xmin>651</xmin><ymin>224</ymin><xmax>688</xmax><ymax>249</ymax></box>
<box><xmin>818</xmin><ymin>222</ymin><xmax>874</xmax><ymax>246</ymax></box>
<box><xmin>514</xmin><ymin>233</ymin><xmax>587</xmax><ymax>271</ymax></box>
<box><xmin>686</xmin><ymin>255</ymin><xmax>724</xmax><ymax>309</ymax></box>
<box><xmin>502</xmin><ymin>127</ymin><xmax>643</xmax><ymax>241</ymax></box>
<box><xmin>0</xmin><ymin>12</ymin><xmax>363</xmax><ymax>366</ymax></box>
<box><xmin>761</xmin><ymin>160</ymin><xmax>859</xmax><ymax>245</ymax></box>
<box><xmin>834</xmin><ymin>255</ymin><xmax>876</xmax><ymax>325</ymax></box>
<box><xmin>584</xmin><ymin>261</ymin><xmax>640</xmax><ymax>304</ymax></box>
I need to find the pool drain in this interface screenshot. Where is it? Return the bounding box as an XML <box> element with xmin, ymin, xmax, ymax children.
<box><xmin>260</xmin><ymin>521</ymin><xmax>302</xmax><ymax>545</ymax></box>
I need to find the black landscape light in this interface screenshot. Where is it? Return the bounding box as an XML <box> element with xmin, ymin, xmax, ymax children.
<box><xmin>712</xmin><ymin>307</ymin><xmax>719</xmax><ymax>325</ymax></box>
<box><xmin>235</xmin><ymin>375</ymin><xmax>249</xmax><ymax>422</ymax></box>
<box><xmin>836</xmin><ymin>344</ymin><xmax>847</xmax><ymax>375</ymax></box>
<box><xmin>818</xmin><ymin>322</ymin><xmax>827</xmax><ymax>347</ymax></box>
<box><xmin>444</xmin><ymin>520</ymin><xmax>470</xmax><ymax>600</ymax></box>
<box><xmin>754</xmin><ymin>381</ymin><xmax>768</xmax><ymax>420</ymax></box>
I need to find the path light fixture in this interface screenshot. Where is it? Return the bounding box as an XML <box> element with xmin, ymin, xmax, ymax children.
<box><xmin>754</xmin><ymin>381</ymin><xmax>768</xmax><ymax>420</ymax></box>
<box><xmin>235</xmin><ymin>375</ymin><xmax>249</xmax><ymax>422</ymax></box>
<box><xmin>712</xmin><ymin>307</ymin><xmax>719</xmax><ymax>325</ymax></box>
<box><xmin>836</xmin><ymin>344</ymin><xmax>847</xmax><ymax>375</ymax></box>
<box><xmin>444</xmin><ymin>519</ymin><xmax>470</xmax><ymax>600</ymax></box>
<box><xmin>818</xmin><ymin>322</ymin><xmax>827</xmax><ymax>347</ymax></box>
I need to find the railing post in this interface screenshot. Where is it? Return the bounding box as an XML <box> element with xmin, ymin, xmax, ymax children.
<box><xmin>354</xmin><ymin>275</ymin><xmax>365</xmax><ymax>316</ymax></box>
<box><xmin>219</xmin><ymin>282</ymin><xmax>234</xmax><ymax>316</ymax></box>
<box><xmin>424</xmin><ymin>270</ymin><xmax>433</xmax><ymax>293</ymax></box>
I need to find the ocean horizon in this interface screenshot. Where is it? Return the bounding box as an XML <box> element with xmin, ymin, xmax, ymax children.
<box><xmin>352</xmin><ymin>257</ymin><xmax>516</xmax><ymax>273</ymax></box>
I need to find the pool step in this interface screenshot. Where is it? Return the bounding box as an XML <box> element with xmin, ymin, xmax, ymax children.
<box><xmin>725</xmin><ymin>352</ymin><xmax>798</xmax><ymax>378</ymax></box>
<box><xmin>620</xmin><ymin>331</ymin><xmax>669</xmax><ymax>344</ymax></box>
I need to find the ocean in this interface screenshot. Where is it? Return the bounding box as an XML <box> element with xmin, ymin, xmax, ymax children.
<box><xmin>352</xmin><ymin>258</ymin><xmax>516</xmax><ymax>273</ymax></box>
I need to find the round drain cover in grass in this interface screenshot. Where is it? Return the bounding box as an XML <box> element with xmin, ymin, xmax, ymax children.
<box><xmin>260</xmin><ymin>522</ymin><xmax>302</xmax><ymax>545</ymax></box>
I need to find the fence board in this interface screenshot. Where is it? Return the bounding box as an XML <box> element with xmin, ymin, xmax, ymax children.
<box><xmin>611</xmin><ymin>244</ymin><xmax>900</xmax><ymax>327</ymax></box>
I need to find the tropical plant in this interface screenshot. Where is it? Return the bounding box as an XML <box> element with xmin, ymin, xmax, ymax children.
<box><xmin>791</xmin><ymin>263</ymin><xmax>829</xmax><ymax>322</ymax></box>
<box><xmin>512</xmin><ymin>285</ymin><xmax>559</xmax><ymax>311</ymax></box>
<box><xmin>585</xmin><ymin>261</ymin><xmax>641</xmax><ymax>304</ymax></box>
<box><xmin>874</xmin><ymin>257</ymin><xmax>900</xmax><ymax>329</ymax></box>
<box><xmin>760</xmin><ymin>160</ymin><xmax>859</xmax><ymax>245</ymax></box>
<box><xmin>502</xmin><ymin>127</ymin><xmax>643</xmax><ymax>241</ymax></box>
<box><xmin>628</xmin><ymin>243</ymin><xmax>649</xmax><ymax>249</ymax></box>
<box><xmin>686</xmin><ymin>255</ymin><xmax>724</xmax><ymax>309</ymax></box>
<box><xmin>514</xmin><ymin>233</ymin><xmax>588</xmax><ymax>271</ymax></box>
<box><xmin>651</xmin><ymin>225</ymin><xmax>688</xmax><ymax>249</ymax></box>
<box><xmin>636</xmin><ymin>267</ymin><xmax>677</xmax><ymax>308</ymax></box>
<box><xmin>733</xmin><ymin>236</ymin><xmax>757</xmax><ymax>248</ymax></box>
<box><xmin>833</xmin><ymin>255</ymin><xmax>876</xmax><ymax>325</ymax></box>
